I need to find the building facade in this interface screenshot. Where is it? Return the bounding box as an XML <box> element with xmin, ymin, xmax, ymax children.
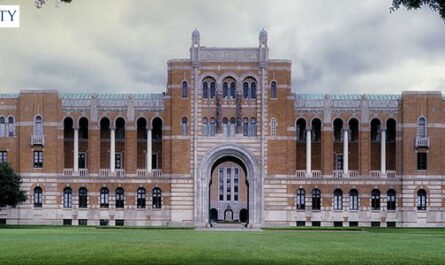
<box><xmin>0</xmin><ymin>29</ymin><xmax>444</xmax><ymax>227</ymax></box>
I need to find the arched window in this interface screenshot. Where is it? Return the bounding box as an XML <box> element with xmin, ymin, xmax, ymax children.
<box><xmin>34</xmin><ymin>115</ymin><xmax>43</xmax><ymax>136</ymax></box>
<box><xmin>7</xmin><ymin>116</ymin><xmax>14</xmax><ymax>137</ymax></box>
<box><xmin>349</xmin><ymin>119</ymin><xmax>359</xmax><ymax>142</ymax></box>
<box><xmin>223</xmin><ymin>82</ymin><xmax>229</xmax><ymax>98</ymax></box>
<box><xmin>63</xmin><ymin>187</ymin><xmax>72</xmax><ymax>208</ymax></box>
<box><xmin>417</xmin><ymin>117</ymin><xmax>426</xmax><ymax>137</ymax></box>
<box><xmin>386</xmin><ymin>119</ymin><xmax>396</xmax><ymax>142</ymax></box>
<box><xmin>243</xmin><ymin>118</ymin><xmax>249</xmax><ymax>136</ymax></box>
<box><xmin>34</xmin><ymin>187</ymin><xmax>43</xmax><ymax>208</ymax></box>
<box><xmin>230</xmin><ymin>82</ymin><xmax>236</xmax><ymax>98</ymax></box>
<box><xmin>152</xmin><ymin>188</ymin><xmax>162</xmax><ymax>209</ymax></box>
<box><xmin>182</xmin><ymin>81</ymin><xmax>188</xmax><ymax>98</ymax></box>
<box><xmin>210</xmin><ymin>118</ymin><xmax>216</xmax><ymax>136</ymax></box>
<box><xmin>271</xmin><ymin>118</ymin><xmax>277</xmax><ymax>137</ymax></box>
<box><xmin>250</xmin><ymin>118</ymin><xmax>256</xmax><ymax>137</ymax></box>
<box><xmin>387</xmin><ymin>189</ymin><xmax>396</xmax><ymax>210</ymax></box>
<box><xmin>100</xmin><ymin>188</ymin><xmax>109</xmax><ymax>208</ymax></box>
<box><xmin>312</xmin><ymin>119</ymin><xmax>322</xmax><ymax>143</ymax></box>
<box><xmin>371</xmin><ymin>189</ymin><xmax>380</xmax><ymax>210</ymax></box>
<box><xmin>79</xmin><ymin>187</ymin><xmax>88</xmax><ymax>208</ymax></box>
<box><xmin>210</xmin><ymin>82</ymin><xmax>216</xmax><ymax>98</ymax></box>
<box><xmin>251</xmin><ymin>82</ymin><xmax>256</xmax><ymax>99</ymax></box>
<box><xmin>312</xmin><ymin>189</ymin><xmax>321</xmax><ymax>210</ymax></box>
<box><xmin>181</xmin><ymin>117</ymin><xmax>188</xmax><ymax>136</ymax></box>
<box><xmin>333</xmin><ymin>119</ymin><xmax>343</xmax><ymax>143</ymax></box>
<box><xmin>333</xmin><ymin>189</ymin><xmax>343</xmax><ymax>210</ymax></box>
<box><xmin>222</xmin><ymin>118</ymin><xmax>229</xmax><ymax>136</ymax></box>
<box><xmin>296</xmin><ymin>188</ymin><xmax>305</xmax><ymax>210</ymax></box>
<box><xmin>115</xmin><ymin>118</ymin><xmax>125</xmax><ymax>140</ymax></box>
<box><xmin>0</xmin><ymin>117</ymin><xmax>5</xmax><ymax>137</ymax></box>
<box><xmin>417</xmin><ymin>189</ymin><xmax>427</xmax><ymax>210</ymax></box>
<box><xmin>271</xmin><ymin>81</ymin><xmax>277</xmax><ymax>98</ymax></box>
<box><xmin>230</xmin><ymin>118</ymin><xmax>236</xmax><ymax>136</ymax></box>
<box><xmin>203</xmin><ymin>82</ymin><xmax>209</xmax><ymax>99</ymax></box>
<box><xmin>243</xmin><ymin>82</ymin><xmax>249</xmax><ymax>99</ymax></box>
<box><xmin>137</xmin><ymin>188</ymin><xmax>146</xmax><ymax>208</ymax></box>
<box><xmin>202</xmin><ymin>118</ymin><xmax>209</xmax><ymax>136</ymax></box>
<box><xmin>296</xmin><ymin>119</ymin><xmax>306</xmax><ymax>142</ymax></box>
<box><xmin>115</xmin><ymin>188</ymin><xmax>124</xmax><ymax>208</ymax></box>
<box><xmin>349</xmin><ymin>189</ymin><xmax>359</xmax><ymax>210</ymax></box>
<box><xmin>371</xmin><ymin>119</ymin><xmax>381</xmax><ymax>142</ymax></box>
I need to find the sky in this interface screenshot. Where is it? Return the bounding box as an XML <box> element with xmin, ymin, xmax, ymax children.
<box><xmin>0</xmin><ymin>0</ymin><xmax>444</xmax><ymax>95</ymax></box>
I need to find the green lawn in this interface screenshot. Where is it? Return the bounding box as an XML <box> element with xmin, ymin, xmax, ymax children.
<box><xmin>0</xmin><ymin>226</ymin><xmax>444</xmax><ymax>265</ymax></box>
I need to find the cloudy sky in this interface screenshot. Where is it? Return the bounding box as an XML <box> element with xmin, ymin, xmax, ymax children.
<box><xmin>0</xmin><ymin>0</ymin><xmax>444</xmax><ymax>94</ymax></box>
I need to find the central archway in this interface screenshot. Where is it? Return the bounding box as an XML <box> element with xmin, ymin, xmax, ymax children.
<box><xmin>196</xmin><ymin>144</ymin><xmax>262</xmax><ymax>228</ymax></box>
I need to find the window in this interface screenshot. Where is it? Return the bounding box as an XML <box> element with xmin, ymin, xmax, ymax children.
<box><xmin>243</xmin><ymin>118</ymin><xmax>249</xmax><ymax>136</ymax></box>
<box><xmin>334</xmin><ymin>221</ymin><xmax>343</xmax><ymax>227</ymax></box>
<box><xmin>230</xmin><ymin>82</ymin><xmax>236</xmax><ymax>98</ymax></box>
<box><xmin>349</xmin><ymin>221</ymin><xmax>359</xmax><ymax>227</ymax></box>
<box><xmin>100</xmin><ymin>219</ymin><xmax>109</xmax><ymax>226</ymax></box>
<box><xmin>34</xmin><ymin>115</ymin><xmax>43</xmax><ymax>136</ymax></box>
<box><xmin>0</xmin><ymin>117</ymin><xmax>5</xmax><ymax>137</ymax></box>
<box><xmin>78</xmin><ymin>153</ymin><xmax>87</xmax><ymax>169</ymax></box>
<box><xmin>210</xmin><ymin>82</ymin><xmax>216</xmax><ymax>98</ymax></box>
<box><xmin>371</xmin><ymin>189</ymin><xmax>380</xmax><ymax>210</ymax></box>
<box><xmin>296</xmin><ymin>119</ymin><xmax>306</xmax><ymax>142</ymax></box>
<box><xmin>417</xmin><ymin>153</ymin><xmax>427</xmax><ymax>170</ymax></box>
<box><xmin>296</xmin><ymin>188</ymin><xmax>305</xmax><ymax>210</ymax></box>
<box><xmin>137</xmin><ymin>188</ymin><xmax>146</xmax><ymax>208</ymax></box>
<box><xmin>78</xmin><ymin>219</ymin><xmax>87</xmax><ymax>226</ymax></box>
<box><xmin>312</xmin><ymin>221</ymin><xmax>321</xmax><ymax>227</ymax></box>
<box><xmin>370</xmin><ymin>119</ymin><xmax>381</xmax><ymax>143</ymax></box>
<box><xmin>296</xmin><ymin>221</ymin><xmax>305</xmax><ymax>227</ymax></box>
<box><xmin>349</xmin><ymin>189</ymin><xmax>359</xmax><ymax>210</ymax></box>
<box><xmin>387</xmin><ymin>222</ymin><xmax>396</xmax><ymax>228</ymax></box>
<box><xmin>219</xmin><ymin>168</ymin><xmax>224</xmax><ymax>201</ymax></box>
<box><xmin>100</xmin><ymin>188</ymin><xmax>109</xmax><ymax>208</ymax></box>
<box><xmin>387</xmin><ymin>189</ymin><xmax>396</xmax><ymax>210</ymax></box>
<box><xmin>226</xmin><ymin>168</ymin><xmax>231</xmax><ymax>201</ymax></box>
<box><xmin>63</xmin><ymin>187</ymin><xmax>72</xmax><ymax>208</ymax></box>
<box><xmin>371</xmin><ymin>222</ymin><xmax>380</xmax><ymax>227</ymax></box>
<box><xmin>115</xmin><ymin>153</ymin><xmax>123</xmax><ymax>169</ymax></box>
<box><xmin>203</xmin><ymin>82</ymin><xmax>209</xmax><ymax>99</ymax></box>
<box><xmin>229</xmin><ymin>118</ymin><xmax>236</xmax><ymax>136</ymax></box>
<box><xmin>152</xmin><ymin>188</ymin><xmax>162</xmax><ymax>209</ymax></box>
<box><xmin>417</xmin><ymin>117</ymin><xmax>426</xmax><ymax>137</ymax></box>
<box><xmin>0</xmin><ymin>151</ymin><xmax>7</xmax><ymax>163</ymax></box>
<box><xmin>63</xmin><ymin>219</ymin><xmax>72</xmax><ymax>226</ymax></box>
<box><xmin>218</xmin><ymin>167</ymin><xmax>240</xmax><ymax>202</ymax></box>
<box><xmin>243</xmin><ymin>82</ymin><xmax>249</xmax><ymax>99</ymax></box>
<box><xmin>223</xmin><ymin>82</ymin><xmax>229</xmax><ymax>98</ymax></box>
<box><xmin>34</xmin><ymin>151</ymin><xmax>43</xmax><ymax>168</ymax></box>
<box><xmin>7</xmin><ymin>116</ymin><xmax>14</xmax><ymax>137</ymax></box>
<box><xmin>417</xmin><ymin>189</ymin><xmax>427</xmax><ymax>210</ymax></box>
<box><xmin>222</xmin><ymin>118</ymin><xmax>229</xmax><ymax>136</ymax></box>
<box><xmin>210</xmin><ymin>118</ymin><xmax>216</xmax><ymax>136</ymax></box>
<box><xmin>312</xmin><ymin>189</ymin><xmax>321</xmax><ymax>210</ymax></box>
<box><xmin>250</xmin><ymin>82</ymin><xmax>256</xmax><ymax>99</ymax></box>
<box><xmin>271</xmin><ymin>118</ymin><xmax>277</xmax><ymax>136</ymax></box>
<box><xmin>79</xmin><ymin>187</ymin><xmax>88</xmax><ymax>208</ymax></box>
<box><xmin>115</xmin><ymin>119</ymin><xmax>125</xmax><ymax>140</ymax></box>
<box><xmin>34</xmin><ymin>187</ymin><xmax>42</xmax><ymax>208</ymax></box>
<box><xmin>271</xmin><ymin>81</ymin><xmax>277</xmax><ymax>98</ymax></box>
<box><xmin>115</xmin><ymin>219</ymin><xmax>124</xmax><ymax>226</ymax></box>
<box><xmin>333</xmin><ymin>119</ymin><xmax>343</xmax><ymax>143</ymax></box>
<box><xmin>202</xmin><ymin>118</ymin><xmax>209</xmax><ymax>136</ymax></box>
<box><xmin>182</xmin><ymin>81</ymin><xmax>188</xmax><ymax>98</ymax></box>
<box><xmin>333</xmin><ymin>189</ymin><xmax>343</xmax><ymax>210</ymax></box>
<box><xmin>312</xmin><ymin>119</ymin><xmax>321</xmax><ymax>143</ymax></box>
<box><xmin>250</xmin><ymin>118</ymin><xmax>256</xmax><ymax>137</ymax></box>
<box><xmin>152</xmin><ymin>153</ymin><xmax>158</xmax><ymax>169</ymax></box>
<box><xmin>234</xmin><ymin>168</ymin><xmax>239</xmax><ymax>201</ymax></box>
<box><xmin>181</xmin><ymin>117</ymin><xmax>188</xmax><ymax>136</ymax></box>
<box><xmin>115</xmin><ymin>188</ymin><xmax>124</xmax><ymax>208</ymax></box>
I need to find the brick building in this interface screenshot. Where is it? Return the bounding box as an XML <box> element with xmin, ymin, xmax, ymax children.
<box><xmin>0</xmin><ymin>29</ymin><xmax>444</xmax><ymax>227</ymax></box>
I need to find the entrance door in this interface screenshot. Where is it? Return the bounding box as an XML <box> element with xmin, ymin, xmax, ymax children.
<box><xmin>224</xmin><ymin>209</ymin><xmax>233</xmax><ymax>221</ymax></box>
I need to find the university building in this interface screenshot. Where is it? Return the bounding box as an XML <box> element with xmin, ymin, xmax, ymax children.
<box><xmin>0</xmin><ymin>29</ymin><xmax>444</xmax><ymax>227</ymax></box>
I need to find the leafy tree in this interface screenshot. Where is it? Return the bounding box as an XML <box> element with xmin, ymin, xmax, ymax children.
<box><xmin>390</xmin><ymin>0</ymin><xmax>445</xmax><ymax>21</ymax></box>
<box><xmin>0</xmin><ymin>162</ymin><xmax>26</xmax><ymax>211</ymax></box>
<box><xmin>35</xmin><ymin>0</ymin><xmax>72</xmax><ymax>9</ymax></box>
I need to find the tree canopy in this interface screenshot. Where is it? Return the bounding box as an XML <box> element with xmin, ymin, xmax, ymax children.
<box><xmin>0</xmin><ymin>162</ymin><xmax>26</xmax><ymax>211</ymax></box>
<box><xmin>390</xmin><ymin>0</ymin><xmax>445</xmax><ymax>21</ymax></box>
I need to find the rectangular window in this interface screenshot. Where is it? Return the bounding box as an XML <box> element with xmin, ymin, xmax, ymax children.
<box><xmin>0</xmin><ymin>151</ymin><xmax>7</xmax><ymax>163</ymax></box>
<box><xmin>312</xmin><ymin>221</ymin><xmax>321</xmax><ymax>227</ymax></box>
<box><xmin>296</xmin><ymin>221</ymin><xmax>305</xmax><ymax>227</ymax></box>
<box><xmin>33</xmin><ymin>151</ymin><xmax>43</xmax><ymax>168</ymax></box>
<box><xmin>234</xmin><ymin>168</ymin><xmax>239</xmax><ymax>201</ymax></box>
<box><xmin>417</xmin><ymin>153</ymin><xmax>427</xmax><ymax>170</ymax></box>
<box><xmin>349</xmin><ymin>221</ymin><xmax>359</xmax><ymax>227</ymax></box>
<box><xmin>371</xmin><ymin>222</ymin><xmax>380</xmax><ymax>227</ymax></box>
<box><xmin>78</xmin><ymin>219</ymin><xmax>88</xmax><ymax>226</ymax></box>
<box><xmin>387</xmin><ymin>222</ymin><xmax>396</xmax><ymax>228</ymax></box>
<box><xmin>152</xmin><ymin>154</ymin><xmax>158</xmax><ymax>169</ymax></box>
<box><xmin>334</xmin><ymin>221</ymin><xmax>343</xmax><ymax>227</ymax></box>
<box><xmin>219</xmin><ymin>168</ymin><xmax>224</xmax><ymax>201</ymax></box>
<box><xmin>0</xmin><ymin>219</ymin><xmax>6</xmax><ymax>225</ymax></box>
<box><xmin>99</xmin><ymin>219</ymin><xmax>109</xmax><ymax>226</ymax></box>
<box><xmin>78</xmin><ymin>153</ymin><xmax>87</xmax><ymax>169</ymax></box>
<box><xmin>226</xmin><ymin>168</ymin><xmax>231</xmax><ymax>201</ymax></box>
<box><xmin>63</xmin><ymin>219</ymin><xmax>72</xmax><ymax>226</ymax></box>
<box><xmin>115</xmin><ymin>220</ymin><xmax>124</xmax><ymax>226</ymax></box>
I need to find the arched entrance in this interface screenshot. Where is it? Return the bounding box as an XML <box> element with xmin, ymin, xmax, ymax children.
<box><xmin>196</xmin><ymin>144</ymin><xmax>262</xmax><ymax>228</ymax></box>
<box><xmin>209</xmin><ymin>157</ymin><xmax>248</xmax><ymax>223</ymax></box>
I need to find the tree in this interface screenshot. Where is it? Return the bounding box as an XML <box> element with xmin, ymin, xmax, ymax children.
<box><xmin>0</xmin><ymin>162</ymin><xmax>26</xmax><ymax>211</ymax></box>
<box><xmin>35</xmin><ymin>0</ymin><xmax>72</xmax><ymax>9</ymax></box>
<box><xmin>390</xmin><ymin>0</ymin><xmax>445</xmax><ymax>21</ymax></box>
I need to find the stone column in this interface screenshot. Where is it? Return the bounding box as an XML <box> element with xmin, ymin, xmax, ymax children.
<box><xmin>343</xmin><ymin>129</ymin><xmax>349</xmax><ymax>175</ymax></box>
<box><xmin>306</xmin><ymin>128</ymin><xmax>312</xmax><ymax>175</ymax></box>
<box><xmin>73</xmin><ymin>127</ymin><xmax>79</xmax><ymax>173</ymax></box>
<box><xmin>146</xmin><ymin>128</ymin><xmax>152</xmax><ymax>172</ymax></box>
<box><xmin>381</xmin><ymin>129</ymin><xmax>386</xmax><ymax>176</ymax></box>
<box><xmin>110</xmin><ymin>128</ymin><xmax>115</xmax><ymax>173</ymax></box>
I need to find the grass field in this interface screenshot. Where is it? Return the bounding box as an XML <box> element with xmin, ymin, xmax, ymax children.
<box><xmin>0</xmin><ymin>226</ymin><xmax>444</xmax><ymax>265</ymax></box>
